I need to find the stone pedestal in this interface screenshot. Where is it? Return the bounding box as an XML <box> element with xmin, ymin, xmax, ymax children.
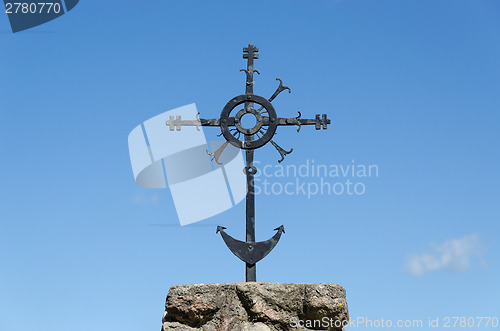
<box><xmin>162</xmin><ymin>283</ymin><xmax>349</xmax><ymax>331</ymax></box>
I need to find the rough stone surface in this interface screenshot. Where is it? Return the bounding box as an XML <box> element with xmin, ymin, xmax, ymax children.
<box><xmin>162</xmin><ymin>283</ymin><xmax>348</xmax><ymax>331</ymax></box>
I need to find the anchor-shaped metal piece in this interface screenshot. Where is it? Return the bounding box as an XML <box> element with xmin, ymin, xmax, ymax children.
<box><xmin>217</xmin><ymin>225</ymin><xmax>285</xmax><ymax>265</ymax></box>
<box><xmin>165</xmin><ymin>44</ymin><xmax>331</xmax><ymax>282</ymax></box>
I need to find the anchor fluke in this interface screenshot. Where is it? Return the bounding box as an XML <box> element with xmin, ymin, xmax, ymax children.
<box><xmin>217</xmin><ymin>225</ymin><xmax>285</xmax><ymax>265</ymax></box>
<box><xmin>274</xmin><ymin>225</ymin><xmax>285</xmax><ymax>233</ymax></box>
<box><xmin>216</xmin><ymin>226</ymin><xmax>227</xmax><ymax>234</ymax></box>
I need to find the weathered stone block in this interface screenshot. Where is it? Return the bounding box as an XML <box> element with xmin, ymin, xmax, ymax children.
<box><xmin>162</xmin><ymin>283</ymin><xmax>348</xmax><ymax>331</ymax></box>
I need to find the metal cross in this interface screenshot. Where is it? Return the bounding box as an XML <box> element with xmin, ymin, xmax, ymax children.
<box><xmin>166</xmin><ymin>44</ymin><xmax>330</xmax><ymax>282</ymax></box>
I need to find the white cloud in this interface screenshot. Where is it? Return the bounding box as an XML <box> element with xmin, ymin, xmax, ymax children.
<box><xmin>405</xmin><ymin>234</ymin><xmax>485</xmax><ymax>277</ymax></box>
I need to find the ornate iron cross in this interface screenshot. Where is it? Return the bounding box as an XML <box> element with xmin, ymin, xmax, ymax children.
<box><xmin>166</xmin><ymin>44</ymin><xmax>330</xmax><ymax>282</ymax></box>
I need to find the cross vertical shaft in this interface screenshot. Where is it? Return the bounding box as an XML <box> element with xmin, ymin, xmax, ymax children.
<box><xmin>243</xmin><ymin>44</ymin><xmax>258</xmax><ymax>282</ymax></box>
<box><xmin>245</xmin><ymin>135</ymin><xmax>255</xmax><ymax>282</ymax></box>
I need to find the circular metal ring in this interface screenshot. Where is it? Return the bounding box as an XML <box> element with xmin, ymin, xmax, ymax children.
<box><xmin>220</xmin><ymin>94</ymin><xmax>278</xmax><ymax>150</ymax></box>
<box><xmin>243</xmin><ymin>166</ymin><xmax>258</xmax><ymax>175</ymax></box>
<box><xmin>234</xmin><ymin>108</ymin><xmax>263</xmax><ymax>135</ymax></box>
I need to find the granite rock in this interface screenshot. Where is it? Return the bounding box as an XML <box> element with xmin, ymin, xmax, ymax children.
<box><xmin>162</xmin><ymin>283</ymin><xmax>348</xmax><ymax>331</ymax></box>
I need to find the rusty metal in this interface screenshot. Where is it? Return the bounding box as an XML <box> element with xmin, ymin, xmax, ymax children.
<box><xmin>166</xmin><ymin>44</ymin><xmax>331</xmax><ymax>282</ymax></box>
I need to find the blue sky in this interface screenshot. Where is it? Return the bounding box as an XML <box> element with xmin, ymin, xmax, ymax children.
<box><xmin>1</xmin><ymin>1</ymin><xmax>499</xmax><ymax>330</ymax></box>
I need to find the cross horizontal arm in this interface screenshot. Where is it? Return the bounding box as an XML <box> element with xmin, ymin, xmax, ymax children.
<box><xmin>166</xmin><ymin>114</ymin><xmax>330</xmax><ymax>132</ymax></box>
<box><xmin>165</xmin><ymin>115</ymin><xmax>224</xmax><ymax>131</ymax></box>
<box><xmin>200</xmin><ymin>118</ymin><xmax>222</xmax><ymax>126</ymax></box>
<box><xmin>261</xmin><ymin>113</ymin><xmax>331</xmax><ymax>130</ymax></box>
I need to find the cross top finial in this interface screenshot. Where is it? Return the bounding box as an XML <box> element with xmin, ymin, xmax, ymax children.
<box><xmin>243</xmin><ymin>44</ymin><xmax>259</xmax><ymax>59</ymax></box>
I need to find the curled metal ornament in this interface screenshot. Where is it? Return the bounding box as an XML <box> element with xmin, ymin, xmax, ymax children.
<box><xmin>206</xmin><ymin>141</ymin><xmax>229</xmax><ymax>165</ymax></box>
<box><xmin>220</xmin><ymin>94</ymin><xmax>278</xmax><ymax>150</ymax></box>
<box><xmin>270</xmin><ymin>139</ymin><xmax>293</xmax><ymax>163</ymax></box>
